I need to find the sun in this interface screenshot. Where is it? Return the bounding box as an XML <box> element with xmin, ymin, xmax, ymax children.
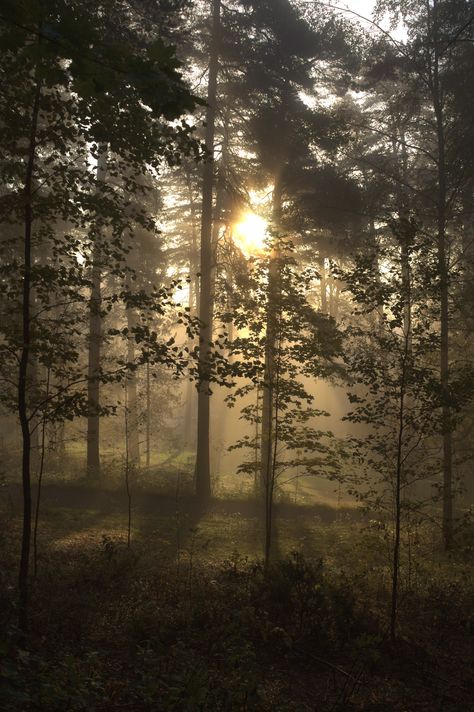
<box><xmin>232</xmin><ymin>212</ymin><xmax>268</xmax><ymax>257</ymax></box>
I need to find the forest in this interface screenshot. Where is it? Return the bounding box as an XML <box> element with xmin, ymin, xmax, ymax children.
<box><xmin>0</xmin><ymin>0</ymin><xmax>473</xmax><ymax>710</ymax></box>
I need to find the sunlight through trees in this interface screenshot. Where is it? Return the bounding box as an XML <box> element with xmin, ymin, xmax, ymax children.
<box><xmin>0</xmin><ymin>0</ymin><xmax>473</xmax><ymax>708</ymax></box>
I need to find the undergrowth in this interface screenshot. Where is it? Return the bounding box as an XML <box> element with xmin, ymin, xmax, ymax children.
<box><xmin>1</xmin><ymin>529</ymin><xmax>473</xmax><ymax>711</ymax></box>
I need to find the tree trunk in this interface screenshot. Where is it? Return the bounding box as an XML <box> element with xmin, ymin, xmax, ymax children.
<box><xmin>393</xmin><ymin>127</ymin><xmax>412</xmax><ymax>349</ymax></box>
<box><xmin>390</xmin><ymin>200</ymin><xmax>412</xmax><ymax>642</ymax></box>
<box><xmin>390</xmin><ymin>329</ymin><xmax>409</xmax><ymax>641</ymax></box>
<box><xmin>33</xmin><ymin>368</ymin><xmax>50</xmax><ymax>579</ymax></box>
<box><xmin>126</xmin><ymin>307</ymin><xmax>140</xmax><ymax>467</ymax></box>
<box><xmin>260</xmin><ymin>262</ymin><xmax>277</xmax><ymax>497</ymax></box>
<box><xmin>183</xmin><ymin>169</ymin><xmax>199</xmax><ymax>447</ymax></box>
<box><xmin>28</xmin><ymin>359</ymin><xmax>40</xmax><ymax>470</ymax></box>
<box><xmin>146</xmin><ymin>362</ymin><xmax>151</xmax><ymax>467</ymax></box>
<box><xmin>124</xmin><ymin>388</ymin><xmax>132</xmax><ymax>548</ymax></box>
<box><xmin>264</xmin><ymin>320</ymin><xmax>282</xmax><ymax>571</ymax></box>
<box><xmin>261</xmin><ymin>176</ymin><xmax>283</xmax><ymax>564</ymax></box>
<box><xmin>254</xmin><ymin>385</ymin><xmax>261</xmax><ymax>495</ymax></box>
<box><xmin>431</xmin><ymin>5</ymin><xmax>453</xmax><ymax>550</ymax></box>
<box><xmin>18</xmin><ymin>68</ymin><xmax>42</xmax><ymax>634</ymax></box>
<box><xmin>86</xmin><ymin>146</ymin><xmax>107</xmax><ymax>480</ymax></box>
<box><xmin>195</xmin><ymin>0</ymin><xmax>221</xmax><ymax>502</ymax></box>
<box><xmin>206</xmin><ymin>172</ymin><xmax>227</xmax><ymax>474</ymax></box>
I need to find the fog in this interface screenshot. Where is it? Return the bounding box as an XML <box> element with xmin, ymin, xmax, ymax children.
<box><xmin>1</xmin><ymin>1</ymin><xmax>473</xmax><ymax>709</ymax></box>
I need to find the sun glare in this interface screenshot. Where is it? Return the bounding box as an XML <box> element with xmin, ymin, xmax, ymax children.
<box><xmin>232</xmin><ymin>212</ymin><xmax>268</xmax><ymax>257</ymax></box>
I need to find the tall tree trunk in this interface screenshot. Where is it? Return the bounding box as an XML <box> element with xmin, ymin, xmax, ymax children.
<box><xmin>431</xmin><ymin>3</ymin><xmax>453</xmax><ymax>550</ymax></box>
<box><xmin>86</xmin><ymin>146</ymin><xmax>107</xmax><ymax>479</ymax></box>
<box><xmin>264</xmin><ymin>317</ymin><xmax>282</xmax><ymax>570</ymax></box>
<box><xmin>207</xmin><ymin>169</ymin><xmax>227</xmax><ymax>474</ymax></box>
<box><xmin>145</xmin><ymin>362</ymin><xmax>151</xmax><ymax>467</ymax></box>
<box><xmin>33</xmin><ymin>367</ymin><xmax>50</xmax><ymax>579</ymax></box>
<box><xmin>367</xmin><ymin>212</ymin><xmax>382</xmax><ymax>329</ymax></box>
<box><xmin>28</xmin><ymin>359</ymin><xmax>40</xmax><ymax>469</ymax></box>
<box><xmin>390</xmin><ymin>325</ymin><xmax>410</xmax><ymax>641</ymax></box>
<box><xmin>124</xmin><ymin>388</ymin><xmax>132</xmax><ymax>548</ymax></box>
<box><xmin>390</xmin><ymin>136</ymin><xmax>412</xmax><ymax>638</ymax></box>
<box><xmin>183</xmin><ymin>169</ymin><xmax>199</xmax><ymax>447</ymax></box>
<box><xmin>254</xmin><ymin>384</ymin><xmax>261</xmax><ymax>495</ymax></box>
<box><xmin>195</xmin><ymin>0</ymin><xmax>221</xmax><ymax>502</ymax></box>
<box><xmin>18</xmin><ymin>66</ymin><xmax>42</xmax><ymax>634</ymax></box>
<box><xmin>260</xmin><ymin>176</ymin><xmax>283</xmax><ymax>562</ymax></box>
<box><xmin>260</xmin><ymin>265</ymin><xmax>277</xmax><ymax>498</ymax></box>
<box><xmin>126</xmin><ymin>307</ymin><xmax>140</xmax><ymax>467</ymax></box>
<box><xmin>392</xmin><ymin>128</ymin><xmax>412</xmax><ymax>349</ymax></box>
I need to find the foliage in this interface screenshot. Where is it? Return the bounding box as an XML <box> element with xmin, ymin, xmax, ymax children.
<box><xmin>336</xmin><ymin>215</ymin><xmax>474</xmax><ymax>520</ymax></box>
<box><xmin>0</xmin><ymin>0</ymin><xmax>204</xmax><ymax>429</ymax></box>
<box><xmin>221</xmin><ymin>238</ymin><xmax>344</xmax><ymax>489</ymax></box>
<box><xmin>1</xmin><ymin>507</ymin><xmax>472</xmax><ymax>711</ymax></box>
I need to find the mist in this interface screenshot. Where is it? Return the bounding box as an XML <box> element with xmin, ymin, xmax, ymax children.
<box><xmin>1</xmin><ymin>1</ymin><xmax>473</xmax><ymax>710</ymax></box>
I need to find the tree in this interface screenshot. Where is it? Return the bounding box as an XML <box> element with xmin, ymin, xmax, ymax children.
<box><xmin>223</xmin><ymin>239</ymin><xmax>342</xmax><ymax>566</ymax></box>
<box><xmin>86</xmin><ymin>145</ymin><xmax>107</xmax><ymax>479</ymax></box>
<box><xmin>0</xmin><ymin>0</ymin><xmax>202</xmax><ymax>631</ymax></box>
<box><xmin>366</xmin><ymin>0</ymin><xmax>474</xmax><ymax>549</ymax></box>
<box><xmin>187</xmin><ymin>0</ymin><xmax>358</xmax><ymax>501</ymax></box>
<box><xmin>195</xmin><ymin>0</ymin><xmax>221</xmax><ymax>502</ymax></box>
<box><xmin>337</xmin><ymin>211</ymin><xmax>464</xmax><ymax>638</ymax></box>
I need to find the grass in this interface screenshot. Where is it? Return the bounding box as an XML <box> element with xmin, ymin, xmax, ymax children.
<box><xmin>1</xmin><ymin>471</ymin><xmax>473</xmax><ymax>711</ymax></box>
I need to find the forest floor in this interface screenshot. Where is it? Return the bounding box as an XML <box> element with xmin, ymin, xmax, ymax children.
<box><xmin>1</xmin><ymin>477</ymin><xmax>473</xmax><ymax>711</ymax></box>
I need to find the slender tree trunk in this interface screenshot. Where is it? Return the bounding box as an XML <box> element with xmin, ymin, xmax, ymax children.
<box><xmin>254</xmin><ymin>384</ymin><xmax>261</xmax><ymax>495</ymax></box>
<box><xmin>390</xmin><ymin>235</ymin><xmax>412</xmax><ymax>642</ymax></box>
<box><xmin>261</xmin><ymin>177</ymin><xmax>283</xmax><ymax>563</ymax></box>
<box><xmin>391</xmin><ymin>334</ymin><xmax>409</xmax><ymax>642</ymax></box>
<box><xmin>206</xmin><ymin>175</ymin><xmax>226</xmax><ymax>474</ymax></box>
<box><xmin>431</xmin><ymin>7</ymin><xmax>453</xmax><ymax>550</ymax></box>
<box><xmin>124</xmin><ymin>388</ymin><xmax>132</xmax><ymax>548</ymax></box>
<box><xmin>195</xmin><ymin>0</ymin><xmax>221</xmax><ymax>502</ymax></box>
<box><xmin>264</xmin><ymin>319</ymin><xmax>282</xmax><ymax>570</ymax></box>
<box><xmin>367</xmin><ymin>212</ymin><xmax>383</xmax><ymax>329</ymax></box>
<box><xmin>126</xmin><ymin>307</ymin><xmax>140</xmax><ymax>467</ymax></box>
<box><xmin>86</xmin><ymin>146</ymin><xmax>107</xmax><ymax>480</ymax></box>
<box><xmin>146</xmin><ymin>361</ymin><xmax>151</xmax><ymax>467</ymax></box>
<box><xmin>28</xmin><ymin>359</ymin><xmax>40</xmax><ymax>469</ymax></box>
<box><xmin>260</xmin><ymin>261</ymin><xmax>277</xmax><ymax>497</ymax></box>
<box><xmin>33</xmin><ymin>368</ymin><xmax>50</xmax><ymax>578</ymax></box>
<box><xmin>18</xmin><ymin>67</ymin><xmax>42</xmax><ymax>634</ymax></box>
<box><xmin>393</xmin><ymin>127</ymin><xmax>411</xmax><ymax>350</ymax></box>
<box><xmin>260</xmin><ymin>221</ymin><xmax>280</xmax><ymax>491</ymax></box>
<box><xmin>183</xmin><ymin>169</ymin><xmax>198</xmax><ymax>446</ymax></box>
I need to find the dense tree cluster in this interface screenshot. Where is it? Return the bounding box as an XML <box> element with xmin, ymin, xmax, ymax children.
<box><xmin>1</xmin><ymin>0</ymin><xmax>473</xmax><ymax>702</ymax></box>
